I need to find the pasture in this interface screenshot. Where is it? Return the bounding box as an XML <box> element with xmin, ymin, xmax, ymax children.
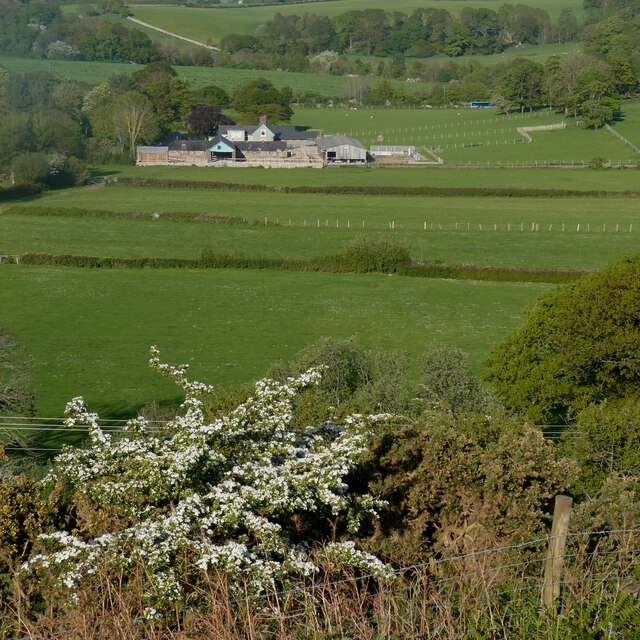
<box><xmin>610</xmin><ymin>101</ymin><xmax>640</xmax><ymax>148</ymax></box>
<box><xmin>4</xmin><ymin>208</ymin><xmax>640</xmax><ymax>272</ymax></box>
<box><xmin>3</xmin><ymin>184</ymin><xmax>640</xmax><ymax>271</ymax></box>
<box><xmin>130</xmin><ymin>0</ymin><xmax>584</xmax><ymax>46</ymax></box>
<box><xmin>0</xmin><ymin>265</ymin><xmax>551</xmax><ymax>424</ymax></box>
<box><xmin>290</xmin><ymin>107</ymin><xmax>638</xmax><ymax>165</ymax></box>
<box><xmin>0</xmin><ymin>55</ymin><xmax>427</xmax><ymax>95</ymax></box>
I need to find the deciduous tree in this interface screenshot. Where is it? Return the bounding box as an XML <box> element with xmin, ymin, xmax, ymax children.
<box><xmin>185</xmin><ymin>105</ymin><xmax>235</xmax><ymax>136</ymax></box>
<box><xmin>112</xmin><ymin>91</ymin><xmax>157</xmax><ymax>157</ymax></box>
<box><xmin>484</xmin><ymin>255</ymin><xmax>640</xmax><ymax>422</ymax></box>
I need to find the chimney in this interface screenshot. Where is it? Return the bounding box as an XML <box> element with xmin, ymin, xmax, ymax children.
<box><xmin>259</xmin><ymin>115</ymin><xmax>267</xmax><ymax>125</ymax></box>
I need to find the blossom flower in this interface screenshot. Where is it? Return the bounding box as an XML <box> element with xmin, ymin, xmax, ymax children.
<box><xmin>25</xmin><ymin>348</ymin><xmax>390</xmax><ymax>610</ymax></box>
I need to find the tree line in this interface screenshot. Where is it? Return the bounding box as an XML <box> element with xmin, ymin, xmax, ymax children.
<box><xmin>0</xmin><ymin>63</ymin><xmax>298</xmax><ymax>185</ymax></box>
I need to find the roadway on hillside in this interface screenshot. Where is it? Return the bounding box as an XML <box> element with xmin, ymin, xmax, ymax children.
<box><xmin>126</xmin><ymin>16</ymin><xmax>220</xmax><ymax>50</ymax></box>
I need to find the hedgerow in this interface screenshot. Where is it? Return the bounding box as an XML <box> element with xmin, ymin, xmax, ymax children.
<box><xmin>104</xmin><ymin>176</ymin><xmax>640</xmax><ymax>198</ymax></box>
<box><xmin>19</xmin><ymin>250</ymin><xmax>588</xmax><ymax>283</ymax></box>
<box><xmin>4</xmin><ymin>206</ymin><xmax>246</xmax><ymax>225</ymax></box>
<box><xmin>0</xmin><ymin>184</ymin><xmax>44</xmax><ymax>201</ymax></box>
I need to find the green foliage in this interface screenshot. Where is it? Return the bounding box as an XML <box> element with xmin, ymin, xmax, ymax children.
<box><xmin>484</xmin><ymin>254</ymin><xmax>640</xmax><ymax>423</ymax></box>
<box><xmin>343</xmin><ymin>236</ymin><xmax>411</xmax><ymax>273</ymax></box>
<box><xmin>363</xmin><ymin>422</ymin><xmax>577</xmax><ymax>564</ymax></box>
<box><xmin>580</xmin><ymin>95</ymin><xmax>621</xmax><ymax>128</ymax></box>
<box><xmin>10</xmin><ymin>153</ymin><xmax>88</xmax><ymax>188</ymax></box>
<box><xmin>10</xmin><ymin>153</ymin><xmax>50</xmax><ymax>185</ymax></box>
<box><xmin>572</xmin><ymin>473</ymin><xmax>640</xmax><ymax>538</ymax></box>
<box><xmin>231</xmin><ymin>77</ymin><xmax>293</xmax><ymax>124</ymax></box>
<box><xmin>566</xmin><ymin>395</ymin><xmax>640</xmax><ymax>494</ymax></box>
<box><xmin>419</xmin><ymin>344</ymin><xmax>498</xmax><ymax>417</ymax></box>
<box><xmin>198</xmin><ymin>84</ymin><xmax>231</xmax><ymax>107</ymax></box>
<box><xmin>270</xmin><ymin>336</ymin><xmax>410</xmax><ymax>415</ymax></box>
<box><xmin>0</xmin><ymin>184</ymin><xmax>44</xmax><ymax>201</ymax></box>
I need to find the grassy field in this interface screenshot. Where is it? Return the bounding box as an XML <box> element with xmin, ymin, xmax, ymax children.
<box><xmin>0</xmin><ymin>55</ymin><xmax>428</xmax><ymax>95</ymax></box>
<box><xmin>0</xmin><ymin>264</ymin><xmax>551</xmax><ymax>423</ymax></box>
<box><xmin>130</xmin><ymin>0</ymin><xmax>584</xmax><ymax>46</ymax></box>
<box><xmin>610</xmin><ymin>101</ymin><xmax>640</xmax><ymax>148</ymax></box>
<box><xmin>3</xmin><ymin>185</ymin><xmax>640</xmax><ymax>270</ymax></box>
<box><xmin>290</xmin><ymin>107</ymin><xmax>638</xmax><ymax>164</ymax></box>
<box><xmin>3</xmin><ymin>210</ymin><xmax>640</xmax><ymax>271</ymax></box>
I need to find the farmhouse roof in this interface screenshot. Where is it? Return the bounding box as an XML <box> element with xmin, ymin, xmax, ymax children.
<box><xmin>235</xmin><ymin>141</ymin><xmax>287</xmax><ymax>152</ymax></box>
<box><xmin>168</xmin><ymin>139</ymin><xmax>213</xmax><ymax>152</ymax></box>
<box><xmin>271</xmin><ymin>126</ymin><xmax>318</xmax><ymax>140</ymax></box>
<box><xmin>137</xmin><ymin>146</ymin><xmax>168</xmax><ymax>153</ymax></box>
<box><xmin>317</xmin><ymin>135</ymin><xmax>365</xmax><ymax>151</ymax></box>
<box><xmin>207</xmin><ymin>135</ymin><xmax>236</xmax><ymax>148</ymax></box>
<box><xmin>218</xmin><ymin>125</ymin><xmax>257</xmax><ymax>137</ymax></box>
<box><xmin>218</xmin><ymin>124</ymin><xmax>318</xmax><ymax>141</ymax></box>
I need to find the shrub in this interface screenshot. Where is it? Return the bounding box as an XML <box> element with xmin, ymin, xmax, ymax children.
<box><xmin>0</xmin><ymin>184</ymin><xmax>44</xmax><ymax>201</ymax></box>
<box><xmin>344</xmin><ymin>236</ymin><xmax>411</xmax><ymax>273</ymax></box>
<box><xmin>418</xmin><ymin>344</ymin><xmax>499</xmax><ymax>417</ymax></box>
<box><xmin>21</xmin><ymin>349</ymin><xmax>391</xmax><ymax>614</ymax></box>
<box><xmin>564</xmin><ymin>395</ymin><xmax>640</xmax><ymax>495</ymax></box>
<box><xmin>270</xmin><ymin>336</ymin><xmax>410</xmax><ymax>416</ymax></box>
<box><xmin>363</xmin><ymin>422</ymin><xmax>577</xmax><ymax>564</ymax></box>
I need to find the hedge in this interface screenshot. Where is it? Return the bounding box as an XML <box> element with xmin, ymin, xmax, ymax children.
<box><xmin>4</xmin><ymin>206</ymin><xmax>247</xmax><ymax>225</ymax></box>
<box><xmin>18</xmin><ymin>252</ymin><xmax>590</xmax><ymax>283</ymax></box>
<box><xmin>0</xmin><ymin>184</ymin><xmax>45</xmax><ymax>201</ymax></box>
<box><xmin>105</xmin><ymin>177</ymin><xmax>640</xmax><ymax>199</ymax></box>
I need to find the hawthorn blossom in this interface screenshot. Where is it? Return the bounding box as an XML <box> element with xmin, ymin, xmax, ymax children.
<box><xmin>25</xmin><ymin>348</ymin><xmax>391</xmax><ymax>609</ymax></box>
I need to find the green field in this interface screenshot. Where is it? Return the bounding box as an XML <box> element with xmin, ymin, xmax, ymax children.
<box><xmin>130</xmin><ymin>0</ymin><xmax>584</xmax><ymax>46</ymax></box>
<box><xmin>3</xmin><ymin>185</ymin><xmax>640</xmax><ymax>270</ymax></box>
<box><xmin>289</xmin><ymin>107</ymin><xmax>638</xmax><ymax>165</ymax></box>
<box><xmin>0</xmin><ymin>265</ymin><xmax>551</xmax><ymax>422</ymax></box>
<box><xmin>0</xmin><ymin>55</ymin><xmax>428</xmax><ymax>95</ymax></box>
<box><xmin>610</xmin><ymin>101</ymin><xmax>640</xmax><ymax>149</ymax></box>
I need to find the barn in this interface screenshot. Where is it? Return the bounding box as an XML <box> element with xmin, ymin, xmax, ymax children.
<box><xmin>136</xmin><ymin>146</ymin><xmax>169</xmax><ymax>165</ymax></box>
<box><xmin>316</xmin><ymin>135</ymin><xmax>367</xmax><ymax>164</ymax></box>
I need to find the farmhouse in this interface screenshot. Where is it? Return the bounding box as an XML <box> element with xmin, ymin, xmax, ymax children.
<box><xmin>218</xmin><ymin>120</ymin><xmax>319</xmax><ymax>148</ymax></box>
<box><xmin>316</xmin><ymin>135</ymin><xmax>367</xmax><ymax>164</ymax></box>
<box><xmin>136</xmin><ymin>121</ymin><xmax>366</xmax><ymax>168</ymax></box>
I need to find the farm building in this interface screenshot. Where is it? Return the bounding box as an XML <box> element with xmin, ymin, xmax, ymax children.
<box><xmin>136</xmin><ymin>146</ymin><xmax>169</xmax><ymax>164</ymax></box>
<box><xmin>168</xmin><ymin>140</ymin><xmax>215</xmax><ymax>165</ymax></box>
<box><xmin>135</xmin><ymin>124</ymin><xmax>363</xmax><ymax>168</ymax></box>
<box><xmin>137</xmin><ymin>135</ymin><xmax>322</xmax><ymax>167</ymax></box>
<box><xmin>370</xmin><ymin>145</ymin><xmax>424</xmax><ymax>161</ymax></box>
<box><xmin>317</xmin><ymin>135</ymin><xmax>367</xmax><ymax>164</ymax></box>
<box><xmin>218</xmin><ymin>122</ymin><xmax>319</xmax><ymax>148</ymax></box>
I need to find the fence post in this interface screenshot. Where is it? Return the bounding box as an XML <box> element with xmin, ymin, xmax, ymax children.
<box><xmin>541</xmin><ymin>495</ymin><xmax>573</xmax><ymax>609</ymax></box>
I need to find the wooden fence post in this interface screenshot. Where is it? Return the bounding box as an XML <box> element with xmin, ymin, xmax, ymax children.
<box><xmin>542</xmin><ymin>495</ymin><xmax>573</xmax><ymax>609</ymax></box>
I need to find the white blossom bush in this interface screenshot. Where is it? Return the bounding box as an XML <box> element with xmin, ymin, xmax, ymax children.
<box><xmin>24</xmin><ymin>348</ymin><xmax>391</xmax><ymax>610</ymax></box>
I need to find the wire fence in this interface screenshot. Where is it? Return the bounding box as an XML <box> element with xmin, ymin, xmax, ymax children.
<box><xmin>0</xmin><ymin>415</ymin><xmax>587</xmax><ymax>454</ymax></box>
<box><xmin>253</xmin><ymin>217</ymin><xmax>638</xmax><ymax>233</ymax></box>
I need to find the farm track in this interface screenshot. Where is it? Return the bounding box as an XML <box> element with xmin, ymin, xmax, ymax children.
<box><xmin>126</xmin><ymin>16</ymin><xmax>220</xmax><ymax>50</ymax></box>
